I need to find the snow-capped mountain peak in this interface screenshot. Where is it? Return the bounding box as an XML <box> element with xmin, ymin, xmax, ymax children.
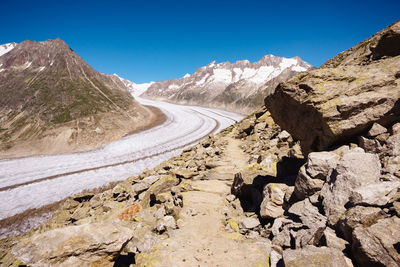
<box><xmin>143</xmin><ymin>54</ymin><xmax>313</xmax><ymax>113</ymax></box>
<box><xmin>0</xmin><ymin>42</ymin><xmax>18</xmax><ymax>57</ymax></box>
<box><xmin>113</xmin><ymin>74</ymin><xmax>154</xmax><ymax>97</ymax></box>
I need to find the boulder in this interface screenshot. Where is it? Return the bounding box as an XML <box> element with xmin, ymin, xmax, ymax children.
<box><xmin>238</xmin><ymin>217</ymin><xmax>260</xmax><ymax>230</ymax></box>
<box><xmin>288</xmin><ymin>198</ymin><xmax>326</xmax><ymax>229</ymax></box>
<box><xmin>323</xmin><ymin>227</ymin><xmax>349</xmax><ymax>251</ymax></box>
<box><xmin>282</xmin><ymin>245</ymin><xmax>349</xmax><ymax>267</ymax></box>
<box><xmin>141</xmin><ymin>175</ymin><xmax>179</xmax><ymax>208</ymax></box>
<box><xmin>271</xmin><ymin>218</ymin><xmax>303</xmax><ymax>248</ymax></box>
<box><xmin>387</xmin><ymin>131</ymin><xmax>400</xmax><ymax>157</ymax></box>
<box><xmin>11</xmin><ymin>222</ymin><xmax>135</xmax><ymax>267</ymax></box>
<box><xmin>294</xmin><ymin>228</ymin><xmax>325</xmax><ymax>248</ymax></box>
<box><xmin>320</xmin><ymin>150</ymin><xmax>381</xmax><ymax>225</ymax></box>
<box><xmin>156</xmin><ymin>215</ymin><xmax>177</xmax><ymax>233</ymax></box>
<box><xmin>384</xmin><ymin>156</ymin><xmax>400</xmax><ymax>177</ymax></box>
<box><xmin>260</xmin><ymin>183</ymin><xmax>289</xmax><ymax>219</ymax></box>
<box><xmin>352</xmin><ymin>216</ymin><xmax>400</xmax><ymax>267</ymax></box>
<box><xmin>367</xmin><ymin>123</ymin><xmax>387</xmax><ymax>137</ymax></box>
<box><xmin>337</xmin><ymin>206</ymin><xmax>386</xmax><ymax>241</ymax></box>
<box><xmin>358</xmin><ymin>136</ymin><xmax>382</xmax><ymax>154</ymax></box>
<box><xmin>264</xmin><ymin>21</ymin><xmax>400</xmax><ymax>154</ymax></box>
<box><xmin>294</xmin><ymin>165</ymin><xmax>324</xmax><ymax>200</ymax></box>
<box><xmin>173</xmin><ymin>169</ymin><xmax>197</xmax><ymax>179</ymax></box>
<box><xmin>306</xmin><ymin>151</ymin><xmax>339</xmax><ymax>179</ymax></box>
<box><xmin>349</xmin><ymin>181</ymin><xmax>400</xmax><ymax>206</ymax></box>
<box><xmin>132</xmin><ymin>175</ymin><xmax>160</xmax><ymax>194</ymax></box>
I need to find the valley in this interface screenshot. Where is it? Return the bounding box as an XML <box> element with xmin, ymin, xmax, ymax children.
<box><xmin>0</xmin><ymin>97</ymin><xmax>243</xmax><ymax>238</ymax></box>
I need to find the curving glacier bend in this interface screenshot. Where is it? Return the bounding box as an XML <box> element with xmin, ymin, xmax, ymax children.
<box><xmin>0</xmin><ymin>97</ymin><xmax>244</xmax><ymax>220</ymax></box>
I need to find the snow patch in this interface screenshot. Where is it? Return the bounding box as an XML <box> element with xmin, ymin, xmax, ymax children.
<box><xmin>0</xmin><ymin>43</ymin><xmax>17</xmax><ymax>57</ymax></box>
<box><xmin>279</xmin><ymin>58</ymin><xmax>298</xmax><ymax>69</ymax></box>
<box><xmin>212</xmin><ymin>69</ymin><xmax>232</xmax><ymax>83</ymax></box>
<box><xmin>38</xmin><ymin>66</ymin><xmax>45</xmax><ymax>72</ymax></box>
<box><xmin>168</xmin><ymin>84</ymin><xmax>179</xmax><ymax>90</ymax></box>
<box><xmin>291</xmin><ymin>65</ymin><xmax>307</xmax><ymax>72</ymax></box>
<box><xmin>232</xmin><ymin>68</ymin><xmax>243</xmax><ymax>82</ymax></box>
<box><xmin>23</xmin><ymin>62</ymin><xmax>32</xmax><ymax>69</ymax></box>
<box><xmin>183</xmin><ymin>73</ymin><xmax>191</xmax><ymax>78</ymax></box>
<box><xmin>196</xmin><ymin>73</ymin><xmax>210</xmax><ymax>86</ymax></box>
<box><xmin>248</xmin><ymin>66</ymin><xmax>275</xmax><ymax>84</ymax></box>
<box><xmin>241</xmin><ymin>68</ymin><xmax>257</xmax><ymax>79</ymax></box>
<box><xmin>0</xmin><ymin>69</ymin><xmax>4</xmax><ymax>73</ymax></box>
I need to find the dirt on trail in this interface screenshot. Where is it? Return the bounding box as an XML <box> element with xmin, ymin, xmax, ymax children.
<box><xmin>135</xmin><ymin>137</ymin><xmax>271</xmax><ymax>267</ymax></box>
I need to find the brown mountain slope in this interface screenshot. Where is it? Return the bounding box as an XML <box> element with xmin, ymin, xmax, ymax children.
<box><xmin>0</xmin><ymin>39</ymin><xmax>160</xmax><ymax>158</ymax></box>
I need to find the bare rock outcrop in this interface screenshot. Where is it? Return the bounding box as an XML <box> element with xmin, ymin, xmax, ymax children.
<box><xmin>264</xmin><ymin>20</ymin><xmax>400</xmax><ymax>154</ymax></box>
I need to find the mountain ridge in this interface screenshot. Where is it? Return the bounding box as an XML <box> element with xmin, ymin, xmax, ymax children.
<box><xmin>142</xmin><ymin>55</ymin><xmax>312</xmax><ymax>113</ymax></box>
<box><xmin>0</xmin><ymin>38</ymin><xmax>161</xmax><ymax>158</ymax></box>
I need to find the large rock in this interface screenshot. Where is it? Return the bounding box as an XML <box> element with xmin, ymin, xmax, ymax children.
<box><xmin>282</xmin><ymin>245</ymin><xmax>349</xmax><ymax>267</ymax></box>
<box><xmin>306</xmin><ymin>151</ymin><xmax>340</xmax><ymax>179</ymax></box>
<box><xmin>337</xmin><ymin>206</ymin><xmax>387</xmax><ymax>241</ymax></box>
<box><xmin>349</xmin><ymin>181</ymin><xmax>400</xmax><ymax>206</ymax></box>
<box><xmin>288</xmin><ymin>198</ymin><xmax>326</xmax><ymax>229</ymax></box>
<box><xmin>320</xmin><ymin>150</ymin><xmax>381</xmax><ymax>225</ymax></box>
<box><xmin>264</xmin><ymin>21</ymin><xmax>400</xmax><ymax>154</ymax></box>
<box><xmin>352</xmin><ymin>216</ymin><xmax>400</xmax><ymax>267</ymax></box>
<box><xmin>294</xmin><ymin>151</ymin><xmax>340</xmax><ymax>200</ymax></box>
<box><xmin>11</xmin><ymin>222</ymin><xmax>135</xmax><ymax>266</ymax></box>
<box><xmin>141</xmin><ymin>175</ymin><xmax>179</xmax><ymax>208</ymax></box>
<box><xmin>294</xmin><ymin>165</ymin><xmax>324</xmax><ymax>200</ymax></box>
<box><xmin>260</xmin><ymin>183</ymin><xmax>289</xmax><ymax>219</ymax></box>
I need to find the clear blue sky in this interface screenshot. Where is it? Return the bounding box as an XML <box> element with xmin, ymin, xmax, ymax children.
<box><xmin>1</xmin><ymin>0</ymin><xmax>399</xmax><ymax>83</ymax></box>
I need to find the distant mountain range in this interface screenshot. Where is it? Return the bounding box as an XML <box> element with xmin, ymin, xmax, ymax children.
<box><xmin>142</xmin><ymin>55</ymin><xmax>312</xmax><ymax>113</ymax></box>
<box><xmin>0</xmin><ymin>39</ymin><xmax>156</xmax><ymax>158</ymax></box>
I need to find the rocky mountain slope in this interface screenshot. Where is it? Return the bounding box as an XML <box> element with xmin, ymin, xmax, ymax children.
<box><xmin>143</xmin><ymin>55</ymin><xmax>312</xmax><ymax>114</ymax></box>
<box><xmin>1</xmin><ymin>22</ymin><xmax>400</xmax><ymax>267</ymax></box>
<box><xmin>0</xmin><ymin>39</ymin><xmax>159</xmax><ymax>158</ymax></box>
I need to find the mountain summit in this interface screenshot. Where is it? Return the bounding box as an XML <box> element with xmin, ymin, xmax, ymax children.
<box><xmin>143</xmin><ymin>55</ymin><xmax>312</xmax><ymax>113</ymax></box>
<box><xmin>0</xmin><ymin>39</ymin><xmax>158</xmax><ymax>158</ymax></box>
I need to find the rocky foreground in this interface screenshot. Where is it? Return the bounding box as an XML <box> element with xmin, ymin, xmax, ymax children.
<box><xmin>1</xmin><ymin>21</ymin><xmax>400</xmax><ymax>267</ymax></box>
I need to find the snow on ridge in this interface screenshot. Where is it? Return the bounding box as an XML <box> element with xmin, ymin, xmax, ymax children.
<box><xmin>0</xmin><ymin>42</ymin><xmax>17</xmax><ymax>57</ymax></box>
<box><xmin>113</xmin><ymin>74</ymin><xmax>155</xmax><ymax>97</ymax></box>
<box><xmin>183</xmin><ymin>73</ymin><xmax>191</xmax><ymax>78</ymax></box>
<box><xmin>196</xmin><ymin>73</ymin><xmax>210</xmax><ymax>86</ymax></box>
<box><xmin>279</xmin><ymin>58</ymin><xmax>298</xmax><ymax>69</ymax></box>
<box><xmin>212</xmin><ymin>69</ymin><xmax>232</xmax><ymax>83</ymax></box>
<box><xmin>168</xmin><ymin>84</ymin><xmax>179</xmax><ymax>90</ymax></box>
<box><xmin>291</xmin><ymin>65</ymin><xmax>308</xmax><ymax>72</ymax></box>
<box><xmin>22</xmin><ymin>61</ymin><xmax>32</xmax><ymax>69</ymax></box>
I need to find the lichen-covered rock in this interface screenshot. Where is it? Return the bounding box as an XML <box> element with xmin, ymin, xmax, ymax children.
<box><xmin>282</xmin><ymin>245</ymin><xmax>349</xmax><ymax>267</ymax></box>
<box><xmin>260</xmin><ymin>183</ymin><xmax>289</xmax><ymax>219</ymax></box>
<box><xmin>352</xmin><ymin>216</ymin><xmax>400</xmax><ymax>267</ymax></box>
<box><xmin>337</xmin><ymin>206</ymin><xmax>387</xmax><ymax>241</ymax></box>
<box><xmin>238</xmin><ymin>217</ymin><xmax>260</xmax><ymax>230</ymax></box>
<box><xmin>10</xmin><ymin>222</ymin><xmax>135</xmax><ymax>267</ymax></box>
<box><xmin>288</xmin><ymin>198</ymin><xmax>326</xmax><ymax>230</ymax></box>
<box><xmin>320</xmin><ymin>150</ymin><xmax>381</xmax><ymax>225</ymax></box>
<box><xmin>323</xmin><ymin>227</ymin><xmax>349</xmax><ymax>251</ymax></box>
<box><xmin>349</xmin><ymin>181</ymin><xmax>400</xmax><ymax>206</ymax></box>
<box><xmin>265</xmin><ymin>21</ymin><xmax>400</xmax><ymax>154</ymax></box>
<box><xmin>294</xmin><ymin>165</ymin><xmax>324</xmax><ymax>200</ymax></box>
<box><xmin>141</xmin><ymin>175</ymin><xmax>179</xmax><ymax>208</ymax></box>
